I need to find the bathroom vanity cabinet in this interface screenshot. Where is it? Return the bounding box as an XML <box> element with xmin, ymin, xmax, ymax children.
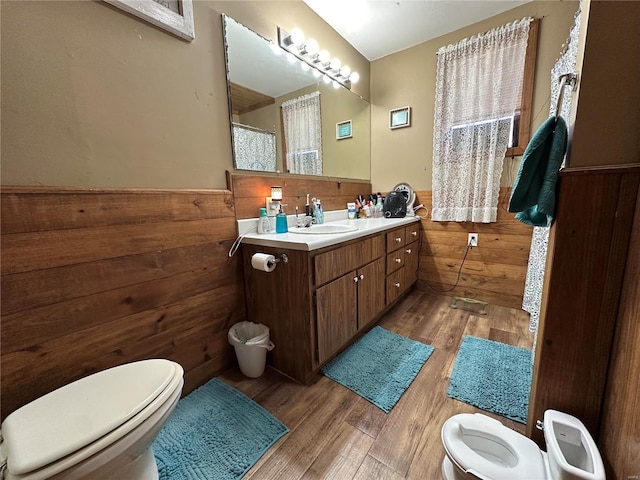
<box><xmin>241</xmin><ymin>219</ymin><xmax>420</xmax><ymax>383</ymax></box>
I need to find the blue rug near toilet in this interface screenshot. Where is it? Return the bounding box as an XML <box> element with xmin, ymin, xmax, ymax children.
<box><xmin>321</xmin><ymin>326</ymin><xmax>435</xmax><ymax>413</ymax></box>
<box><xmin>447</xmin><ymin>335</ymin><xmax>532</xmax><ymax>423</ymax></box>
<box><xmin>153</xmin><ymin>378</ymin><xmax>288</xmax><ymax>480</ymax></box>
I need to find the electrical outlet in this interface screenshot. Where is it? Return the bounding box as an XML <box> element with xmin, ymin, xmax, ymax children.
<box><xmin>468</xmin><ymin>233</ymin><xmax>478</xmax><ymax>247</ymax></box>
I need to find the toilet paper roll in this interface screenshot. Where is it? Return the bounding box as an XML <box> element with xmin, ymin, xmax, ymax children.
<box><xmin>251</xmin><ymin>253</ymin><xmax>277</xmax><ymax>272</ymax></box>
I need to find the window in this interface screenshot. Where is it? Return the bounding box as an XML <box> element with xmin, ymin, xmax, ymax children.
<box><xmin>281</xmin><ymin>91</ymin><xmax>323</xmax><ymax>176</ymax></box>
<box><xmin>432</xmin><ymin>18</ymin><xmax>538</xmax><ymax>223</ymax></box>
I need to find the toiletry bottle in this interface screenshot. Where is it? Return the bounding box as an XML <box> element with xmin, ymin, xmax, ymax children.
<box><xmin>347</xmin><ymin>202</ymin><xmax>356</xmax><ymax>219</ymax></box>
<box><xmin>314</xmin><ymin>199</ymin><xmax>324</xmax><ymax>224</ymax></box>
<box><xmin>257</xmin><ymin>207</ymin><xmax>271</xmax><ymax>234</ymax></box>
<box><xmin>275</xmin><ymin>205</ymin><xmax>288</xmax><ymax>233</ymax></box>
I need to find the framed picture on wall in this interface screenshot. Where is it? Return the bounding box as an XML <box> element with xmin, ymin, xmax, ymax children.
<box><xmin>336</xmin><ymin>120</ymin><xmax>353</xmax><ymax>140</ymax></box>
<box><xmin>104</xmin><ymin>0</ymin><xmax>195</xmax><ymax>41</ymax></box>
<box><xmin>389</xmin><ymin>106</ymin><xmax>411</xmax><ymax>129</ymax></box>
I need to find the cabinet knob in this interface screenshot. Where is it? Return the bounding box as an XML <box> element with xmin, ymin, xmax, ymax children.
<box><xmin>353</xmin><ymin>276</ymin><xmax>359</xmax><ymax>283</ymax></box>
<box><xmin>359</xmin><ymin>274</ymin><xmax>365</xmax><ymax>280</ymax></box>
<box><xmin>395</xmin><ymin>237</ymin><xmax>402</xmax><ymax>243</ymax></box>
<box><xmin>395</xmin><ymin>258</ymin><xmax>401</xmax><ymax>263</ymax></box>
<box><xmin>411</xmin><ymin>231</ymin><xmax>417</xmax><ymax>236</ymax></box>
<box><xmin>395</xmin><ymin>282</ymin><xmax>401</xmax><ymax>288</ymax></box>
<box><xmin>405</xmin><ymin>248</ymin><xmax>411</xmax><ymax>254</ymax></box>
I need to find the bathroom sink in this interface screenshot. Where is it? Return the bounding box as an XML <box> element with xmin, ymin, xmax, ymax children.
<box><xmin>289</xmin><ymin>224</ymin><xmax>358</xmax><ymax>235</ymax></box>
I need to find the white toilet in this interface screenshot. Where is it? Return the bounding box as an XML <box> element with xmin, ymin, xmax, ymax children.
<box><xmin>0</xmin><ymin>359</ymin><xmax>184</xmax><ymax>480</ymax></box>
<box><xmin>441</xmin><ymin>409</ymin><xmax>605</xmax><ymax>480</ymax></box>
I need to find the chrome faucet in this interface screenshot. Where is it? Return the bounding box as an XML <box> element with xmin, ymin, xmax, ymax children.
<box><xmin>296</xmin><ymin>215</ymin><xmax>314</xmax><ymax>228</ymax></box>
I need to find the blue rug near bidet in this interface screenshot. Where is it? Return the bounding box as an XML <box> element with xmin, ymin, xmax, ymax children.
<box><xmin>152</xmin><ymin>378</ymin><xmax>288</xmax><ymax>480</ymax></box>
<box><xmin>447</xmin><ymin>335</ymin><xmax>533</xmax><ymax>423</ymax></box>
<box><xmin>321</xmin><ymin>326</ymin><xmax>435</xmax><ymax>413</ymax></box>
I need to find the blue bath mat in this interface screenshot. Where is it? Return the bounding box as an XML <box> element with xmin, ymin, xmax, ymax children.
<box><xmin>321</xmin><ymin>326</ymin><xmax>435</xmax><ymax>413</ymax></box>
<box><xmin>153</xmin><ymin>378</ymin><xmax>288</xmax><ymax>480</ymax></box>
<box><xmin>447</xmin><ymin>336</ymin><xmax>532</xmax><ymax>423</ymax></box>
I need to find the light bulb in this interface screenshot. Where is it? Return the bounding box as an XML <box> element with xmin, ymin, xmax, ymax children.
<box><xmin>349</xmin><ymin>72</ymin><xmax>360</xmax><ymax>84</ymax></box>
<box><xmin>318</xmin><ymin>50</ymin><xmax>330</xmax><ymax>65</ymax></box>
<box><xmin>290</xmin><ymin>28</ymin><xmax>305</xmax><ymax>46</ymax></box>
<box><xmin>312</xmin><ymin>69</ymin><xmax>321</xmax><ymax>78</ymax></box>
<box><xmin>322</xmin><ymin>75</ymin><xmax>331</xmax><ymax>84</ymax></box>
<box><xmin>286</xmin><ymin>52</ymin><xmax>297</xmax><ymax>64</ymax></box>
<box><xmin>330</xmin><ymin>57</ymin><xmax>341</xmax><ymax>71</ymax></box>
<box><xmin>332</xmin><ymin>80</ymin><xmax>340</xmax><ymax>89</ymax></box>
<box><xmin>301</xmin><ymin>62</ymin><xmax>310</xmax><ymax>71</ymax></box>
<box><xmin>340</xmin><ymin>65</ymin><xmax>351</xmax><ymax>78</ymax></box>
<box><xmin>305</xmin><ymin>38</ymin><xmax>319</xmax><ymax>56</ymax></box>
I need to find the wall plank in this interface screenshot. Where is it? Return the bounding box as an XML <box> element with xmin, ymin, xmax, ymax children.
<box><xmin>227</xmin><ymin>171</ymin><xmax>372</xmax><ymax>220</ymax></box>
<box><xmin>526</xmin><ymin>165</ymin><xmax>640</xmax><ymax>445</ymax></box>
<box><xmin>415</xmin><ymin>189</ymin><xmax>533</xmax><ymax>309</ymax></box>
<box><xmin>0</xmin><ymin>187</ymin><xmax>245</xmax><ymax>419</ymax></box>
<box><xmin>599</xmin><ymin>185</ymin><xmax>640</xmax><ymax>478</ymax></box>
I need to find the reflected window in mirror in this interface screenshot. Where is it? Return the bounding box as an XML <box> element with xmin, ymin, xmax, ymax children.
<box><xmin>282</xmin><ymin>92</ymin><xmax>323</xmax><ymax>176</ymax></box>
<box><xmin>232</xmin><ymin>123</ymin><xmax>277</xmax><ymax>172</ymax></box>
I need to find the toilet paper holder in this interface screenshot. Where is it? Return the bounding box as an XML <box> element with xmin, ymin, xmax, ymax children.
<box><xmin>268</xmin><ymin>253</ymin><xmax>288</xmax><ymax>268</ymax></box>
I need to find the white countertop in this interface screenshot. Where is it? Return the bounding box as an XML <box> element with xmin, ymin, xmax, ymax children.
<box><xmin>239</xmin><ymin>210</ymin><xmax>420</xmax><ymax>251</ymax></box>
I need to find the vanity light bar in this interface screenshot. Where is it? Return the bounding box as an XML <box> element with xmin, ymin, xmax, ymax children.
<box><xmin>278</xmin><ymin>27</ymin><xmax>358</xmax><ymax>90</ymax></box>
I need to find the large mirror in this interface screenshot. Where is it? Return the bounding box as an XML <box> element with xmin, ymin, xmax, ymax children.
<box><xmin>222</xmin><ymin>15</ymin><xmax>371</xmax><ymax>180</ymax></box>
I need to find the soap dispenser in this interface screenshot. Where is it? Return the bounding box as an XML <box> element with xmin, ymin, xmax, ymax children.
<box><xmin>275</xmin><ymin>205</ymin><xmax>288</xmax><ymax>233</ymax></box>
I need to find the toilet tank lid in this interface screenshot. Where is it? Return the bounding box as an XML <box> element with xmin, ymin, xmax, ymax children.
<box><xmin>1</xmin><ymin>359</ymin><xmax>181</xmax><ymax>475</ymax></box>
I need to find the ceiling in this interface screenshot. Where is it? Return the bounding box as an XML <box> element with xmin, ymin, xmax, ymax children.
<box><xmin>303</xmin><ymin>0</ymin><xmax>531</xmax><ymax>61</ymax></box>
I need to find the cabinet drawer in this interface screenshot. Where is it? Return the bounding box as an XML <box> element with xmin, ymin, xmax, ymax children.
<box><xmin>315</xmin><ymin>235</ymin><xmax>384</xmax><ymax>286</ymax></box>
<box><xmin>386</xmin><ymin>268</ymin><xmax>405</xmax><ymax>305</ymax></box>
<box><xmin>405</xmin><ymin>223</ymin><xmax>420</xmax><ymax>242</ymax></box>
<box><xmin>386</xmin><ymin>228</ymin><xmax>406</xmax><ymax>252</ymax></box>
<box><xmin>386</xmin><ymin>248</ymin><xmax>404</xmax><ymax>274</ymax></box>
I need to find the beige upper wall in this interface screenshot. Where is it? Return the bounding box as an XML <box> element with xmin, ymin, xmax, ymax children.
<box><xmin>370</xmin><ymin>1</ymin><xmax>579</xmax><ymax>193</ymax></box>
<box><xmin>3</xmin><ymin>1</ymin><xmax>633</xmax><ymax>191</ymax></box>
<box><xmin>569</xmin><ymin>1</ymin><xmax>640</xmax><ymax>167</ymax></box>
<box><xmin>0</xmin><ymin>1</ymin><xmax>369</xmax><ymax>189</ymax></box>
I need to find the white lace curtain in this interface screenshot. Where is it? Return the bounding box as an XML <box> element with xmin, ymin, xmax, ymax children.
<box><xmin>432</xmin><ymin>18</ymin><xmax>532</xmax><ymax>223</ymax></box>
<box><xmin>526</xmin><ymin>3</ymin><xmax>582</xmax><ymax>337</ymax></box>
<box><xmin>232</xmin><ymin>124</ymin><xmax>276</xmax><ymax>172</ymax></box>
<box><xmin>282</xmin><ymin>91</ymin><xmax>322</xmax><ymax>176</ymax></box>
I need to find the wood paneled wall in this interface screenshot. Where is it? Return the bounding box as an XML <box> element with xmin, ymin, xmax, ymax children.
<box><xmin>526</xmin><ymin>165</ymin><xmax>640</xmax><ymax>447</ymax></box>
<box><xmin>227</xmin><ymin>171</ymin><xmax>372</xmax><ymax>220</ymax></box>
<box><xmin>0</xmin><ymin>187</ymin><xmax>245</xmax><ymax>420</ymax></box>
<box><xmin>599</xmin><ymin>185</ymin><xmax>640</xmax><ymax>479</ymax></box>
<box><xmin>415</xmin><ymin>188</ymin><xmax>533</xmax><ymax>310</ymax></box>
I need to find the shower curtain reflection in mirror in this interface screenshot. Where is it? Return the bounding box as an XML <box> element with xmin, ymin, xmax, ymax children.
<box><xmin>282</xmin><ymin>91</ymin><xmax>323</xmax><ymax>176</ymax></box>
<box><xmin>232</xmin><ymin>123</ymin><xmax>277</xmax><ymax>172</ymax></box>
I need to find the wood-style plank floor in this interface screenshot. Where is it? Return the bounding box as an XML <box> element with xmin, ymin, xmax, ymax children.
<box><xmin>220</xmin><ymin>289</ymin><xmax>534</xmax><ymax>479</ymax></box>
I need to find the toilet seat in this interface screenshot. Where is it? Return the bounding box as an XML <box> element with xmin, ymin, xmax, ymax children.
<box><xmin>1</xmin><ymin>359</ymin><xmax>183</xmax><ymax>478</ymax></box>
<box><xmin>441</xmin><ymin>413</ymin><xmax>546</xmax><ymax>480</ymax></box>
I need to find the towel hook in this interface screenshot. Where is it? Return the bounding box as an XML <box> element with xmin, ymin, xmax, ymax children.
<box><xmin>555</xmin><ymin>73</ymin><xmax>578</xmax><ymax>119</ymax></box>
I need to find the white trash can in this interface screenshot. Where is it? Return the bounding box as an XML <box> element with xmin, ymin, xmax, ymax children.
<box><xmin>228</xmin><ymin>321</ymin><xmax>275</xmax><ymax>378</ymax></box>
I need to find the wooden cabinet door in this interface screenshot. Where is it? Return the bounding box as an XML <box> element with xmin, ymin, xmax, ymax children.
<box><xmin>316</xmin><ymin>271</ymin><xmax>357</xmax><ymax>364</ymax></box>
<box><xmin>404</xmin><ymin>240</ymin><xmax>419</xmax><ymax>287</ymax></box>
<box><xmin>357</xmin><ymin>257</ymin><xmax>386</xmax><ymax>330</ymax></box>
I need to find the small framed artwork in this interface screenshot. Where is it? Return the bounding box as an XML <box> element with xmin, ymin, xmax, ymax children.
<box><xmin>336</xmin><ymin>120</ymin><xmax>353</xmax><ymax>140</ymax></box>
<box><xmin>389</xmin><ymin>106</ymin><xmax>411</xmax><ymax>129</ymax></box>
<box><xmin>104</xmin><ymin>0</ymin><xmax>195</xmax><ymax>41</ymax></box>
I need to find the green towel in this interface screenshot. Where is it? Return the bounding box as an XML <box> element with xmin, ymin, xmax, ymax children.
<box><xmin>508</xmin><ymin>116</ymin><xmax>568</xmax><ymax>227</ymax></box>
